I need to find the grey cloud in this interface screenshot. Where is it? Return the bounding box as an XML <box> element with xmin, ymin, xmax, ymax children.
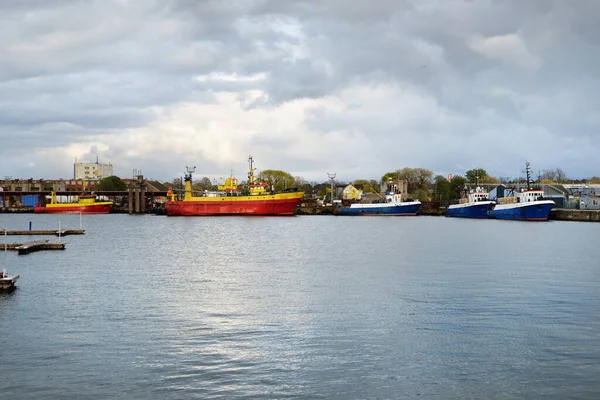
<box><xmin>1</xmin><ymin>0</ymin><xmax>599</xmax><ymax>181</ymax></box>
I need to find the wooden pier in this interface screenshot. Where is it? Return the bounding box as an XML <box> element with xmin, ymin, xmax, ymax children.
<box><xmin>3</xmin><ymin>240</ymin><xmax>66</xmax><ymax>255</ymax></box>
<box><xmin>2</xmin><ymin>229</ymin><xmax>84</xmax><ymax>236</ymax></box>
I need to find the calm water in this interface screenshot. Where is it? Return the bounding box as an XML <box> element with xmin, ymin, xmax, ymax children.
<box><xmin>1</xmin><ymin>214</ymin><xmax>599</xmax><ymax>399</ymax></box>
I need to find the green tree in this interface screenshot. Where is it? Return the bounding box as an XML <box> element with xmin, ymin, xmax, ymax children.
<box><xmin>313</xmin><ymin>182</ymin><xmax>329</xmax><ymax>198</ymax></box>
<box><xmin>97</xmin><ymin>175</ymin><xmax>127</xmax><ymax>191</ymax></box>
<box><xmin>465</xmin><ymin>168</ymin><xmax>488</xmax><ymax>183</ymax></box>
<box><xmin>381</xmin><ymin>168</ymin><xmax>433</xmax><ymax>193</ymax></box>
<box><xmin>450</xmin><ymin>175</ymin><xmax>467</xmax><ymax>200</ymax></box>
<box><xmin>259</xmin><ymin>169</ymin><xmax>296</xmax><ymax>192</ymax></box>
<box><xmin>433</xmin><ymin>175</ymin><xmax>451</xmax><ymax>202</ymax></box>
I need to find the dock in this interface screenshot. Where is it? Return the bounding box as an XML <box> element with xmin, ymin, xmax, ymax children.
<box><xmin>3</xmin><ymin>240</ymin><xmax>66</xmax><ymax>255</ymax></box>
<box><xmin>2</xmin><ymin>229</ymin><xmax>84</xmax><ymax>236</ymax></box>
<box><xmin>550</xmin><ymin>208</ymin><xmax>600</xmax><ymax>222</ymax></box>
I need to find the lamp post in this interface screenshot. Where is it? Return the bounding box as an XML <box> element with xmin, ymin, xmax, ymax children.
<box><xmin>327</xmin><ymin>173</ymin><xmax>336</xmax><ymax>204</ymax></box>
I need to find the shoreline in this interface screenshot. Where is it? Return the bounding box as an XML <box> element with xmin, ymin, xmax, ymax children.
<box><xmin>2</xmin><ymin>206</ymin><xmax>599</xmax><ymax>222</ymax></box>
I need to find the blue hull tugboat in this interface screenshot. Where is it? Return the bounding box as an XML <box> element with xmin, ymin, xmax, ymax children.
<box><xmin>446</xmin><ymin>187</ymin><xmax>495</xmax><ymax>218</ymax></box>
<box><xmin>487</xmin><ymin>162</ymin><xmax>555</xmax><ymax>221</ymax></box>
<box><xmin>335</xmin><ymin>200</ymin><xmax>421</xmax><ymax>216</ymax></box>
<box><xmin>335</xmin><ymin>178</ymin><xmax>421</xmax><ymax>216</ymax></box>
<box><xmin>488</xmin><ymin>194</ymin><xmax>554</xmax><ymax>221</ymax></box>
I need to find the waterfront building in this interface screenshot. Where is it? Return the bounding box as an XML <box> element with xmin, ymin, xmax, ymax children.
<box><xmin>74</xmin><ymin>158</ymin><xmax>113</xmax><ymax>180</ymax></box>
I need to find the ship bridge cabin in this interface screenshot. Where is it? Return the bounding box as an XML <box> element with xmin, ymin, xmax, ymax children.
<box><xmin>460</xmin><ymin>187</ymin><xmax>490</xmax><ymax>203</ymax></box>
<box><xmin>516</xmin><ymin>189</ymin><xmax>544</xmax><ymax>203</ymax></box>
<box><xmin>467</xmin><ymin>191</ymin><xmax>489</xmax><ymax>203</ymax></box>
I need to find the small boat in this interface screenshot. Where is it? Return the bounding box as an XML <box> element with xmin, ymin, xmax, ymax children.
<box><xmin>0</xmin><ymin>269</ymin><xmax>19</xmax><ymax>292</ymax></box>
<box><xmin>34</xmin><ymin>191</ymin><xmax>113</xmax><ymax>214</ymax></box>
<box><xmin>1</xmin><ymin>230</ymin><xmax>19</xmax><ymax>292</ymax></box>
<box><xmin>487</xmin><ymin>162</ymin><xmax>554</xmax><ymax>221</ymax></box>
<box><xmin>446</xmin><ymin>187</ymin><xmax>495</xmax><ymax>218</ymax></box>
<box><xmin>166</xmin><ymin>156</ymin><xmax>304</xmax><ymax>216</ymax></box>
<box><xmin>335</xmin><ymin>180</ymin><xmax>421</xmax><ymax>216</ymax></box>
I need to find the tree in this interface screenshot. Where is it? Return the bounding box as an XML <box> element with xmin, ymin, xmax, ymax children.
<box><xmin>294</xmin><ymin>176</ymin><xmax>308</xmax><ymax>187</ymax></box>
<box><xmin>433</xmin><ymin>175</ymin><xmax>451</xmax><ymax>202</ymax></box>
<box><xmin>465</xmin><ymin>168</ymin><xmax>488</xmax><ymax>183</ymax></box>
<box><xmin>381</xmin><ymin>167</ymin><xmax>433</xmax><ymax>193</ymax></box>
<box><xmin>480</xmin><ymin>175</ymin><xmax>500</xmax><ymax>184</ymax></box>
<box><xmin>312</xmin><ymin>182</ymin><xmax>329</xmax><ymax>198</ymax></box>
<box><xmin>555</xmin><ymin>168</ymin><xmax>568</xmax><ymax>183</ymax></box>
<box><xmin>352</xmin><ymin>179</ymin><xmax>379</xmax><ymax>194</ymax></box>
<box><xmin>369</xmin><ymin>179</ymin><xmax>381</xmax><ymax>194</ymax></box>
<box><xmin>193</xmin><ymin>177</ymin><xmax>213</xmax><ymax>191</ymax></box>
<box><xmin>540</xmin><ymin>168</ymin><xmax>568</xmax><ymax>183</ymax></box>
<box><xmin>97</xmin><ymin>175</ymin><xmax>127</xmax><ymax>191</ymax></box>
<box><xmin>450</xmin><ymin>175</ymin><xmax>467</xmax><ymax>200</ymax></box>
<box><xmin>259</xmin><ymin>169</ymin><xmax>296</xmax><ymax>192</ymax></box>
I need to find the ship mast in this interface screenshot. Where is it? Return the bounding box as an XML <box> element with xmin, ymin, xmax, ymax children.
<box><xmin>525</xmin><ymin>161</ymin><xmax>532</xmax><ymax>190</ymax></box>
<box><xmin>184</xmin><ymin>166</ymin><xmax>196</xmax><ymax>200</ymax></box>
<box><xmin>248</xmin><ymin>155</ymin><xmax>255</xmax><ymax>185</ymax></box>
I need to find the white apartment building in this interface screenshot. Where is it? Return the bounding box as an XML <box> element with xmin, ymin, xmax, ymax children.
<box><xmin>74</xmin><ymin>160</ymin><xmax>113</xmax><ymax>180</ymax></box>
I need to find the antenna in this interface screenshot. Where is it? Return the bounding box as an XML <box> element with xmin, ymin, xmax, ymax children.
<box><xmin>525</xmin><ymin>161</ymin><xmax>532</xmax><ymax>190</ymax></box>
<box><xmin>185</xmin><ymin>166</ymin><xmax>196</xmax><ymax>182</ymax></box>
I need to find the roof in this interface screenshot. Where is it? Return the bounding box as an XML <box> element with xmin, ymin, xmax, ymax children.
<box><xmin>145</xmin><ymin>180</ymin><xmax>169</xmax><ymax>192</ymax></box>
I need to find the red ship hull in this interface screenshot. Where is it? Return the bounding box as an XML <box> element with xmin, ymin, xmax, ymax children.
<box><xmin>34</xmin><ymin>204</ymin><xmax>112</xmax><ymax>214</ymax></box>
<box><xmin>166</xmin><ymin>197</ymin><xmax>302</xmax><ymax>216</ymax></box>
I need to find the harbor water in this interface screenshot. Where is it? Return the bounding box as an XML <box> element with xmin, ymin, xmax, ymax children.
<box><xmin>1</xmin><ymin>214</ymin><xmax>599</xmax><ymax>399</ymax></box>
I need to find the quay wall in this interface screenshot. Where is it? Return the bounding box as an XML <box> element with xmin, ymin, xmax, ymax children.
<box><xmin>549</xmin><ymin>208</ymin><xmax>600</xmax><ymax>222</ymax></box>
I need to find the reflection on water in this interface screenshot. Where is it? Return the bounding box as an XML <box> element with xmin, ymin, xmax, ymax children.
<box><xmin>1</xmin><ymin>214</ymin><xmax>599</xmax><ymax>399</ymax></box>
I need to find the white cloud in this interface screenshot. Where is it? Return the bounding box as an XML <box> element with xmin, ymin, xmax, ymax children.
<box><xmin>467</xmin><ymin>31</ymin><xmax>542</xmax><ymax>70</ymax></box>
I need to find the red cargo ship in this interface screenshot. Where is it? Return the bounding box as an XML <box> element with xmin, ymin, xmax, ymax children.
<box><xmin>166</xmin><ymin>156</ymin><xmax>304</xmax><ymax>216</ymax></box>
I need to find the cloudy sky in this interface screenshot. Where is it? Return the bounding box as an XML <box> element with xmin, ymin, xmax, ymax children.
<box><xmin>1</xmin><ymin>0</ymin><xmax>598</xmax><ymax>183</ymax></box>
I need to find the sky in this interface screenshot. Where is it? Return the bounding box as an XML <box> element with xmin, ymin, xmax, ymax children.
<box><xmin>1</xmin><ymin>0</ymin><xmax>598</xmax><ymax>184</ymax></box>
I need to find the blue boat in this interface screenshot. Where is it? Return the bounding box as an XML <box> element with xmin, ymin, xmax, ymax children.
<box><xmin>446</xmin><ymin>187</ymin><xmax>495</xmax><ymax>218</ymax></box>
<box><xmin>335</xmin><ymin>185</ymin><xmax>421</xmax><ymax>216</ymax></box>
<box><xmin>488</xmin><ymin>190</ymin><xmax>554</xmax><ymax>221</ymax></box>
<box><xmin>487</xmin><ymin>162</ymin><xmax>554</xmax><ymax>221</ymax></box>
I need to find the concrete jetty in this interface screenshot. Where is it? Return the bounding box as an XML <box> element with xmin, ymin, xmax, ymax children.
<box><xmin>4</xmin><ymin>240</ymin><xmax>66</xmax><ymax>255</ymax></box>
<box><xmin>550</xmin><ymin>208</ymin><xmax>600</xmax><ymax>222</ymax></box>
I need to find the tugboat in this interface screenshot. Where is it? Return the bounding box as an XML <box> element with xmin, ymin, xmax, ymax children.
<box><xmin>34</xmin><ymin>189</ymin><xmax>113</xmax><ymax>214</ymax></box>
<box><xmin>166</xmin><ymin>156</ymin><xmax>304</xmax><ymax>216</ymax></box>
<box><xmin>446</xmin><ymin>175</ymin><xmax>495</xmax><ymax>218</ymax></box>
<box><xmin>488</xmin><ymin>162</ymin><xmax>555</xmax><ymax>221</ymax></box>
<box><xmin>334</xmin><ymin>178</ymin><xmax>421</xmax><ymax>216</ymax></box>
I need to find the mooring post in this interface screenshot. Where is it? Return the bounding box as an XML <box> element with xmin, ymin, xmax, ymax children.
<box><xmin>128</xmin><ymin>187</ymin><xmax>134</xmax><ymax>214</ymax></box>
